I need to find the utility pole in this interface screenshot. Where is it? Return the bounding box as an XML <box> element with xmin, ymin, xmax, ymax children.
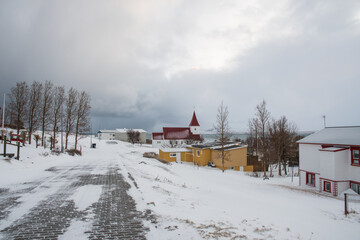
<box><xmin>60</xmin><ymin>104</ymin><xmax>64</xmax><ymax>153</ymax></box>
<box><xmin>90</xmin><ymin>123</ymin><xmax>93</xmax><ymax>146</ymax></box>
<box><xmin>322</xmin><ymin>115</ymin><xmax>326</xmax><ymax>128</ymax></box>
<box><xmin>1</xmin><ymin>94</ymin><xmax>5</xmax><ymax>144</ymax></box>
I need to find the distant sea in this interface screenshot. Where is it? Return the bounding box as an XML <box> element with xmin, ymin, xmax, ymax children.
<box><xmin>146</xmin><ymin>131</ymin><xmax>313</xmax><ymax>142</ymax></box>
<box><xmin>201</xmin><ymin>133</ymin><xmax>248</xmax><ymax>142</ymax></box>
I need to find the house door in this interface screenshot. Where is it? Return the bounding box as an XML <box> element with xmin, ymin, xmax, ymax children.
<box><xmin>176</xmin><ymin>153</ymin><xmax>181</xmax><ymax>163</ymax></box>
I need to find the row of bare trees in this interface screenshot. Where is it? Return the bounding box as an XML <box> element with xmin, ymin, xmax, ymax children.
<box><xmin>6</xmin><ymin>80</ymin><xmax>91</xmax><ymax>151</ymax></box>
<box><xmin>247</xmin><ymin>100</ymin><xmax>299</xmax><ymax>178</ymax></box>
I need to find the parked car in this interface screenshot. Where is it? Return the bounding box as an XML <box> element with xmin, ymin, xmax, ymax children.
<box><xmin>207</xmin><ymin>161</ymin><xmax>216</xmax><ymax>167</ymax></box>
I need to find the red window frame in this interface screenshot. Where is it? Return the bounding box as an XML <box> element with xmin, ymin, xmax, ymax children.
<box><xmin>350</xmin><ymin>181</ymin><xmax>360</xmax><ymax>195</ymax></box>
<box><xmin>306</xmin><ymin>172</ymin><xmax>315</xmax><ymax>187</ymax></box>
<box><xmin>323</xmin><ymin>181</ymin><xmax>331</xmax><ymax>193</ymax></box>
<box><xmin>351</xmin><ymin>148</ymin><xmax>360</xmax><ymax>166</ymax></box>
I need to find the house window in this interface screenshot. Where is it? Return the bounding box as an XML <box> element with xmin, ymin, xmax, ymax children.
<box><xmin>323</xmin><ymin>181</ymin><xmax>331</xmax><ymax>193</ymax></box>
<box><xmin>350</xmin><ymin>182</ymin><xmax>360</xmax><ymax>195</ymax></box>
<box><xmin>306</xmin><ymin>172</ymin><xmax>315</xmax><ymax>187</ymax></box>
<box><xmin>196</xmin><ymin>150</ymin><xmax>200</xmax><ymax>157</ymax></box>
<box><xmin>170</xmin><ymin>153</ymin><xmax>176</xmax><ymax>158</ymax></box>
<box><xmin>157</xmin><ymin>141</ymin><xmax>161</xmax><ymax>144</ymax></box>
<box><xmin>352</xmin><ymin>149</ymin><xmax>360</xmax><ymax>166</ymax></box>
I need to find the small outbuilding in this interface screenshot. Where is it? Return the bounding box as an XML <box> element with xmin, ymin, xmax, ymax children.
<box><xmin>115</xmin><ymin>128</ymin><xmax>147</xmax><ymax>144</ymax></box>
<box><xmin>98</xmin><ymin>130</ymin><xmax>116</xmax><ymax>140</ymax></box>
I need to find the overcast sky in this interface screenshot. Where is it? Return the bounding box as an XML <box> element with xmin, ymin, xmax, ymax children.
<box><xmin>0</xmin><ymin>0</ymin><xmax>359</xmax><ymax>133</ymax></box>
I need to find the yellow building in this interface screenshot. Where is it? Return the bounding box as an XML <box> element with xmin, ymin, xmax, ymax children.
<box><xmin>158</xmin><ymin>148</ymin><xmax>193</xmax><ymax>163</ymax></box>
<box><xmin>159</xmin><ymin>142</ymin><xmax>257</xmax><ymax>172</ymax></box>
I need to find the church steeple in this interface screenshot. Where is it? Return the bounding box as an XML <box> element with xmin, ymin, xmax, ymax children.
<box><xmin>189</xmin><ymin>111</ymin><xmax>200</xmax><ymax>126</ymax></box>
<box><xmin>189</xmin><ymin>111</ymin><xmax>200</xmax><ymax>135</ymax></box>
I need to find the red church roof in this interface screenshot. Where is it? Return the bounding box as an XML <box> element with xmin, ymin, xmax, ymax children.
<box><xmin>189</xmin><ymin>111</ymin><xmax>200</xmax><ymax>126</ymax></box>
<box><xmin>163</xmin><ymin>127</ymin><xmax>201</xmax><ymax>140</ymax></box>
<box><xmin>152</xmin><ymin>132</ymin><xmax>164</xmax><ymax>140</ymax></box>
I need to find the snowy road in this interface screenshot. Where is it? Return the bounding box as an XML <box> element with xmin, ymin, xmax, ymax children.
<box><xmin>1</xmin><ymin>139</ymin><xmax>359</xmax><ymax>240</ymax></box>
<box><xmin>0</xmin><ymin>146</ymin><xmax>152</xmax><ymax>240</ymax></box>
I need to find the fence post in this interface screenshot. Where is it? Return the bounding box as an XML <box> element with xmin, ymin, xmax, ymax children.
<box><xmin>3</xmin><ymin>135</ymin><xmax>6</xmax><ymax>155</ymax></box>
<box><xmin>344</xmin><ymin>193</ymin><xmax>348</xmax><ymax>215</ymax></box>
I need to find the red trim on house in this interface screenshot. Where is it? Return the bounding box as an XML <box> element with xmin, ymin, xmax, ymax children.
<box><xmin>189</xmin><ymin>111</ymin><xmax>200</xmax><ymax>126</ymax></box>
<box><xmin>323</xmin><ymin>181</ymin><xmax>332</xmax><ymax>193</ymax></box>
<box><xmin>319</xmin><ymin>148</ymin><xmax>348</xmax><ymax>152</ymax></box>
<box><xmin>306</xmin><ymin>172</ymin><xmax>316</xmax><ymax>187</ymax></box>
<box><xmin>299</xmin><ymin>169</ymin><xmax>320</xmax><ymax>175</ymax></box>
<box><xmin>349</xmin><ymin>180</ymin><xmax>360</xmax><ymax>187</ymax></box>
<box><xmin>351</xmin><ymin>147</ymin><xmax>360</xmax><ymax>167</ymax></box>
<box><xmin>321</xmin><ymin>145</ymin><xmax>333</xmax><ymax>148</ymax></box>
<box><xmin>319</xmin><ymin>177</ymin><xmax>349</xmax><ymax>183</ymax></box>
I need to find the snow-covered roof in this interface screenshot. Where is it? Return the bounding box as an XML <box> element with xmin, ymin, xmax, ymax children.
<box><xmin>98</xmin><ymin>130</ymin><xmax>116</xmax><ymax>133</ymax></box>
<box><xmin>210</xmin><ymin>144</ymin><xmax>247</xmax><ymax>151</ymax></box>
<box><xmin>115</xmin><ymin>128</ymin><xmax>147</xmax><ymax>133</ymax></box>
<box><xmin>160</xmin><ymin>148</ymin><xmax>191</xmax><ymax>153</ymax></box>
<box><xmin>297</xmin><ymin>126</ymin><xmax>360</xmax><ymax>146</ymax></box>
<box><xmin>190</xmin><ymin>142</ymin><xmax>247</xmax><ymax>151</ymax></box>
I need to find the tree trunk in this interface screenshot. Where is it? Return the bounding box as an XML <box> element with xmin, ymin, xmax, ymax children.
<box><xmin>65</xmin><ymin>132</ymin><xmax>69</xmax><ymax>149</ymax></box>
<box><xmin>41</xmin><ymin>118</ymin><xmax>45</xmax><ymax>147</ymax></box>
<box><xmin>75</xmin><ymin>120</ymin><xmax>79</xmax><ymax>150</ymax></box>
<box><xmin>278</xmin><ymin>156</ymin><xmax>282</xmax><ymax>176</ymax></box>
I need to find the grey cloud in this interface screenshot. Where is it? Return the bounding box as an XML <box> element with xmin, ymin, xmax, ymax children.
<box><xmin>1</xmin><ymin>0</ymin><xmax>359</xmax><ymax>134</ymax></box>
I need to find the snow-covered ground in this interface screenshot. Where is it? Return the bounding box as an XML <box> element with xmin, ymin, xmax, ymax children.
<box><xmin>0</xmin><ymin>137</ymin><xmax>359</xmax><ymax>239</ymax></box>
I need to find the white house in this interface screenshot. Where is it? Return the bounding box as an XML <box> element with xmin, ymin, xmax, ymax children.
<box><xmin>297</xmin><ymin>126</ymin><xmax>360</xmax><ymax>196</ymax></box>
<box><xmin>115</xmin><ymin>128</ymin><xmax>147</xmax><ymax>144</ymax></box>
<box><xmin>97</xmin><ymin>130</ymin><xmax>116</xmax><ymax>140</ymax></box>
<box><xmin>98</xmin><ymin>128</ymin><xmax>147</xmax><ymax>143</ymax></box>
<box><xmin>152</xmin><ymin>111</ymin><xmax>201</xmax><ymax>148</ymax></box>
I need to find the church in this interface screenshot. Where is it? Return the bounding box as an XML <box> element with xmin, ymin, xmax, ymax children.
<box><xmin>152</xmin><ymin>111</ymin><xmax>201</xmax><ymax>148</ymax></box>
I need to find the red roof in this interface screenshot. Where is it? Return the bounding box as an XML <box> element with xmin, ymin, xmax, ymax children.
<box><xmin>163</xmin><ymin>127</ymin><xmax>201</xmax><ymax>140</ymax></box>
<box><xmin>189</xmin><ymin>111</ymin><xmax>200</xmax><ymax>126</ymax></box>
<box><xmin>152</xmin><ymin>132</ymin><xmax>163</xmax><ymax>140</ymax></box>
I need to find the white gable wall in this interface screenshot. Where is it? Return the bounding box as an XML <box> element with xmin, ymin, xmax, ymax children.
<box><xmin>319</xmin><ymin>151</ymin><xmax>336</xmax><ymax>180</ymax></box>
<box><xmin>299</xmin><ymin>144</ymin><xmax>321</xmax><ymax>172</ymax></box>
<box><xmin>299</xmin><ymin>144</ymin><xmax>321</xmax><ymax>187</ymax></box>
<box><xmin>152</xmin><ymin>139</ymin><xmax>163</xmax><ymax>148</ymax></box>
<box><xmin>333</xmin><ymin>150</ymin><xmax>350</xmax><ymax>180</ymax></box>
<box><xmin>99</xmin><ymin>132</ymin><xmax>115</xmax><ymax>140</ymax></box>
<box><xmin>349</xmin><ymin>158</ymin><xmax>360</xmax><ymax>183</ymax></box>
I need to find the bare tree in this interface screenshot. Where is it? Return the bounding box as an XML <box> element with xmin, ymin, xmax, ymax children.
<box><xmin>127</xmin><ymin>129</ymin><xmax>140</xmax><ymax>144</ymax></box>
<box><xmin>34</xmin><ymin>134</ymin><xmax>40</xmax><ymax>148</ymax></box>
<box><xmin>269</xmin><ymin>116</ymin><xmax>297</xmax><ymax>176</ymax></box>
<box><xmin>65</xmin><ymin>88</ymin><xmax>78</xmax><ymax>149</ymax></box>
<box><xmin>255</xmin><ymin>100</ymin><xmax>271</xmax><ymax>179</ymax></box>
<box><xmin>247</xmin><ymin>118</ymin><xmax>260</xmax><ymax>156</ymax></box>
<box><xmin>74</xmin><ymin>91</ymin><xmax>91</xmax><ymax>150</ymax></box>
<box><xmin>51</xmin><ymin>86</ymin><xmax>65</xmax><ymax>149</ymax></box>
<box><xmin>214</xmin><ymin>101</ymin><xmax>231</xmax><ymax>172</ymax></box>
<box><xmin>8</xmin><ymin>82</ymin><xmax>29</xmax><ymax>135</ymax></box>
<box><xmin>41</xmin><ymin>81</ymin><xmax>53</xmax><ymax>147</ymax></box>
<box><xmin>27</xmin><ymin>81</ymin><xmax>43</xmax><ymax>144</ymax></box>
